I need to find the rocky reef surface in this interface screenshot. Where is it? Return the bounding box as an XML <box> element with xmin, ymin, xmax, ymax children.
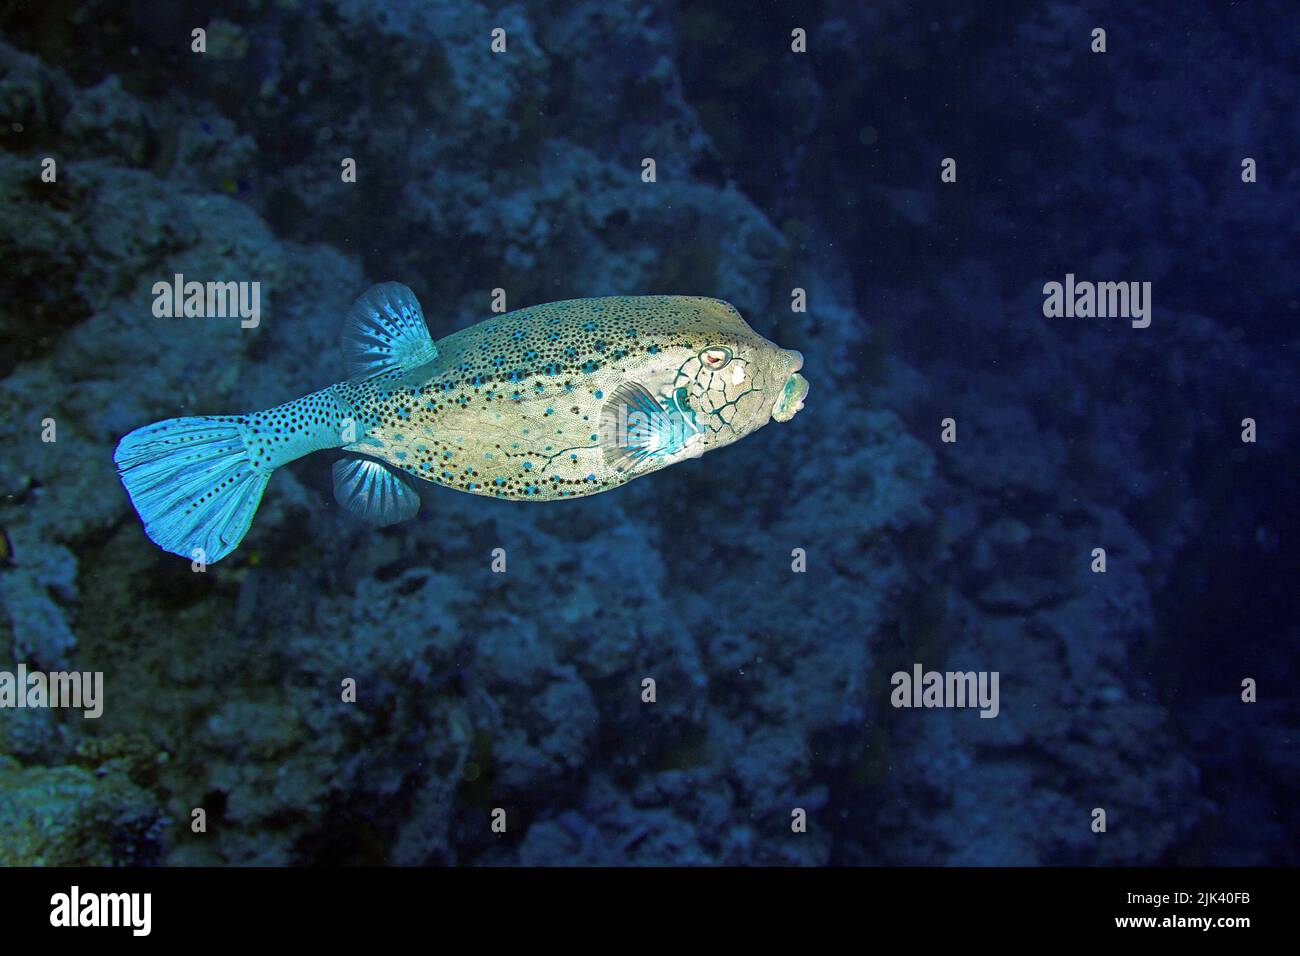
<box><xmin>0</xmin><ymin>1</ymin><xmax>1294</xmax><ymax>865</ymax></box>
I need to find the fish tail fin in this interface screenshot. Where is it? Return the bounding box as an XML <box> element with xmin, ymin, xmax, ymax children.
<box><xmin>114</xmin><ymin>416</ymin><xmax>272</xmax><ymax>564</ymax></box>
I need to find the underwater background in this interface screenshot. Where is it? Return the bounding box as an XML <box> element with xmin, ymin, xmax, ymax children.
<box><xmin>0</xmin><ymin>0</ymin><xmax>1296</xmax><ymax>866</ymax></box>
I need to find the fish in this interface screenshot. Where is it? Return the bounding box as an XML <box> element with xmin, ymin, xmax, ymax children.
<box><xmin>115</xmin><ymin>283</ymin><xmax>809</xmax><ymax>563</ymax></box>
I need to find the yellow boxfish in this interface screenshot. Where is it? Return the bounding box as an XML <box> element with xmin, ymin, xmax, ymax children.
<box><xmin>115</xmin><ymin>284</ymin><xmax>810</xmax><ymax>562</ymax></box>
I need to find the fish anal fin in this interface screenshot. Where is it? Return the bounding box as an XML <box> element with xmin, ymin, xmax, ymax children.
<box><xmin>332</xmin><ymin>456</ymin><xmax>420</xmax><ymax>526</ymax></box>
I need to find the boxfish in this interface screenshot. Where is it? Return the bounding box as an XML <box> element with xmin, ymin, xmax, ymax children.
<box><xmin>115</xmin><ymin>283</ymin><xmax>809</xmax><ymax>562</ymax></box>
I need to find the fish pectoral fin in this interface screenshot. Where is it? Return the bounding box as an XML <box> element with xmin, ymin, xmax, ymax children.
<box><xmin>597</xmin><ymin>382</ymin><xmax>683</xmax><ymax>474</ymax></box>
<box><xmin>332</xmin><ymin>456</ymin><xmax>421</xmax><ymax>526</ymax></box>
<box><xmin>341</xmin><ymin>282</ymin><xmax>439</xmax><ymax>381</ymax></box>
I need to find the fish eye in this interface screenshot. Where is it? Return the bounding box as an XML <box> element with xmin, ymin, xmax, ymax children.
<box><xmin>700</xmin><ymin>347</ymin><xmax>732</xmax><ymax>370</ymax></box>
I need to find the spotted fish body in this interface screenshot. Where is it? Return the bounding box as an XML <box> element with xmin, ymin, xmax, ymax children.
<box><xmin>115</xmin><ymin>284</ymin><xmax>808</xmax><ymax>562</ymax></box>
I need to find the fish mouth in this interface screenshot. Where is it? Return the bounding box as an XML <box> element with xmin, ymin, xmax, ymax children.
<box><xmin>772</xmin><ymin>369</ymin><xmax>809</xmax><ymax>422</ymax></box>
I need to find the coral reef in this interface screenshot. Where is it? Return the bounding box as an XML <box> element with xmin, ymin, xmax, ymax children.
<box><xmin>0</xmin><ymin>0</ymin><xmax>1294</xmax><ymax>865</ymax></box>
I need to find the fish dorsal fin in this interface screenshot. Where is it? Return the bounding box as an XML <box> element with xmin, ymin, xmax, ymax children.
<box><xmin>342</xmin><ymin>282</ymin><xmax>438</xmax><ymax>381</ymax></box>
<box><xmin>332</xmin><ymin>456</ymin><xmax>421</xmax><ymax>525</ymax></box>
